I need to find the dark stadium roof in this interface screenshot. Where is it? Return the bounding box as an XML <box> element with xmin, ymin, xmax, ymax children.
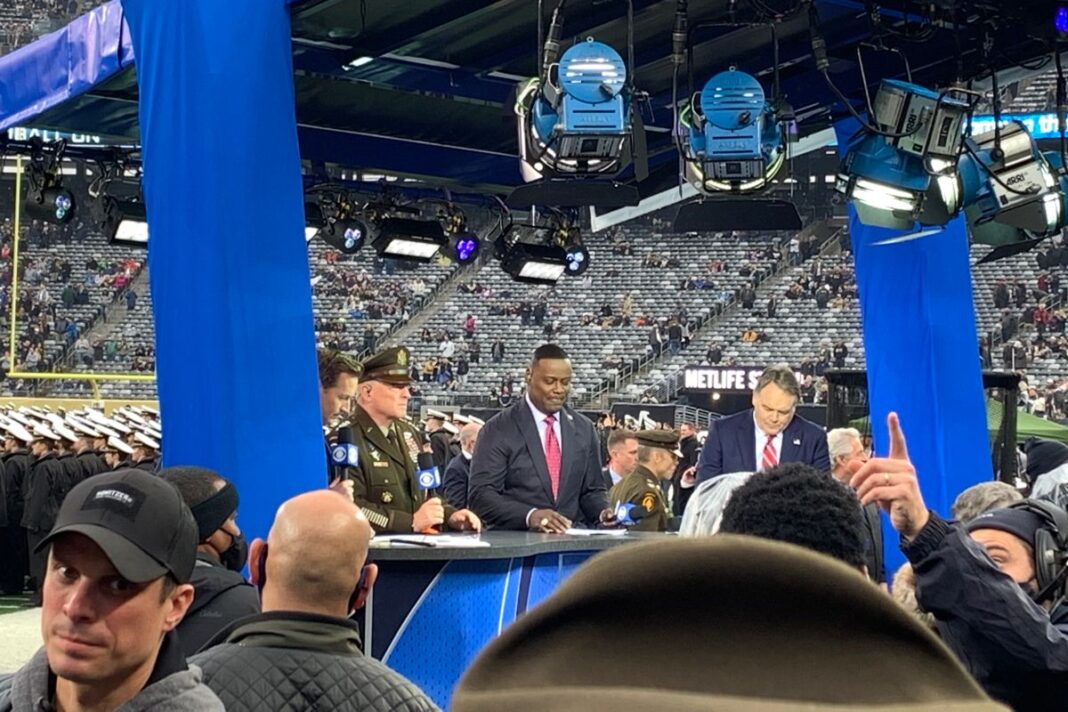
<box><xmin>3</xmin><ymin>0</ymin><xmax>1063</xmax><ymax>194</ymax></box>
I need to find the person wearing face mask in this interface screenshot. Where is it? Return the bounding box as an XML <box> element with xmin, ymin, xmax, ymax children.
<box><xmin>190</xmin><ymin>490</ymin><xmax>439</xmax><ymax>712</ymax></box>
<box><xmin>852</xmin><ymin>412</ymin><xmax>1068</xmax><ymax>710</ymax></box>
<box><xmin>159</xmin><ymin>467</ymin><xmax>260</xmax><ymax>657</ymax></box>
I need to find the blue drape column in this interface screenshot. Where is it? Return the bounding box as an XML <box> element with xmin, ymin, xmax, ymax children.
<box><xmin>835</xmin><ymin>119</ymin><xmax>992</xmax><ymax>570</ymax></box>
<box><xmin>121</xmin><ymin>0</ymin><xmax>324</xmax><ymax>539</ymax></box>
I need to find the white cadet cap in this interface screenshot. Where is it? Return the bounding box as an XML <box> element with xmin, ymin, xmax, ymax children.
<box><xmin>54</xmin><ymin>424</ymin><xmax>79</xmax><ymax>444</ymax></box>
<box><xmin>426</xmin><ymin>409</ymin><xmax>450</xmax><ymax>421</ymax></box>
<box><xmin>32</xmin><ymin>423</ymin><xmax>60</xmax><ymax>442</ymax></box>
<box><xmin>442</xmin><ymin>421</ymin><xmax>460</xmax><ymax>435</ymax></box>
<box><xmin>105</xmin><ymin>436</ymin><xmax>134</xmax><ymax>455</ymax></box>
<box><xmin>133</xmin><ymin>432</ymin><xmax>160</xmax><ymax>450</ymax></box>
<box><xmin>2</xmin><ymin>421</ymin><xmax>33</xmax><ymax>444</ymax></box>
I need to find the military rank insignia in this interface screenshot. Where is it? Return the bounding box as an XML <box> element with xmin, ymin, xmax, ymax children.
<box><xmin>382</xmin><ymin>491</ymin><xmax>394</xmax><ymax>504</ymax></box>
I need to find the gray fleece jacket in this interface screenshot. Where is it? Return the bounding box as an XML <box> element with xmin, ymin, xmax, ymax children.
<box><xmin>0</xmin><ymin>632</ymin><xmax>222</xmax><ymax>711</ymax></box>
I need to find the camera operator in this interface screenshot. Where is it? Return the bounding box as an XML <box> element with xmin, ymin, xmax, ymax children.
<box><xmin>851</xmin><ymin>412</ymin><xmax>1068</xmax><ymax>710</ymax></box>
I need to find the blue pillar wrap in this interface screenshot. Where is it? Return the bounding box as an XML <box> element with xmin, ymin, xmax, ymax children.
<box><xmin>121</xmin><ymin>0</ymin><xmax>324</xmax><ymax>540</ymax></box>
<box><xmin>834</xmin><ymin>119</ymin><xmax>993</xmax><ymax>571</ymax></box>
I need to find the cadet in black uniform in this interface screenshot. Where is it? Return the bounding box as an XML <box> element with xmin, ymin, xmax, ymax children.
<box><xmin>130</xmin><ymin>433</ymin><xmax>160</xmax><ymax>472</ymax></box>
<box><xmin>425</xmin><ymin>410</ymin><xmax>455</xmax><ymax>473</ymax></box>
<box><xmin>101</xmin><ymin>435</ymin><xmax>135</xmax><ymax>470</ymax></box>
<box><xmin>348</xmin><ymin>347</ymin><xmax>481</xmax><ymax>534</ymax></box>
<box><xmin>70</xmin><ymin>421</ymin><xmax>106</xmax><ymax>480</ymax></box>
<box><xmin>0</xmin><ymin>422</ymin><xmax>33</xmax><ymax>593</ymax></box>
<box><xmin>21</xmin><ymin>424</ymin><xmax>68</xmax><ymax>602</ymax></box>
<box><xmin>609</xmin><ymin>429</ymin><xmax>681</xmax><ymax>532</ymax></box>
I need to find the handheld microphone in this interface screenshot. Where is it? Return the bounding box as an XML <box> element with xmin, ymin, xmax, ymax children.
<box><xmin>329</xmin><ymin>426</ymin><xmax>358</xmax><ymax>484</ymax></box>
<box><xmin>615</xmin><ymin>502</ymin><xmax>651</xmax><ymax>527</ymax></box>
<box><xmin>416</xmin><ymin>452</ymin><xmax>443</xmax><ymax>534</ymax></box>
<box><xmin>416</xmin><ymin>452</ymin><xmax>442</xmax><ymax>490</ymax></box>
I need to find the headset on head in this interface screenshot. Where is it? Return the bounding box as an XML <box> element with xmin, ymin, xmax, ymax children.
<box><xmin>1006</xmin><ymin>499</ymin><xmax>1068</xmax><ymax>605</ymax></box>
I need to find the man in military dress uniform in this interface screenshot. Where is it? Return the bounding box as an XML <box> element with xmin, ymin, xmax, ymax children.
<box><xmin>425</xmin><ymin>409</ymin><xmax>456</xmax><ymax>473</ymax></box>
<box><xmin>608</xmin><ymin>429</ymin><xmax>682</xmax><ymax>532</ymax></box>
<box><xmin>348</xmin><ymin>346</ymin><xmax>481</xmax><ymax>534</ymax></box>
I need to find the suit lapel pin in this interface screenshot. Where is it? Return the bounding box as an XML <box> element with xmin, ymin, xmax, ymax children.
<box><xmin>792</xmin><ymin>438</ymin><xmax>801</xmax><ymax>446</ymax></box>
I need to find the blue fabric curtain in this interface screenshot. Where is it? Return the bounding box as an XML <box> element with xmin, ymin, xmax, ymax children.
<box><xmin>835</xmin><ymin>119</ymin><xmax>992</xmax><ymax>571</ymax></box>
<box><xmin>121</xmin><ymin>0</ymin><xmax>324</xmax><ymax>540</ymax></box>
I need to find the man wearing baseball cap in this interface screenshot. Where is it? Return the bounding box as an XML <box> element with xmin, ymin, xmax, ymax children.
<box><xmin>0</xmin><ymin>469</ymin><xmax>224</xmax><ymax>711</ymax></box>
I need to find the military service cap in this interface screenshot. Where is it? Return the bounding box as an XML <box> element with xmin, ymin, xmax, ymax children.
<box><xmin>453</xmin><ymin>536</ymin><xmax>1006</xmax><ymax>712</ymax></box>
<box><xmin>362</xmin><ymin>347</ymin><xmax>413</xmax><ymax>385</ymax></box>
<box><xmin>633</xmin><ymin>428</ymin><xmax>683</xmax><ymax>457</ymax></box>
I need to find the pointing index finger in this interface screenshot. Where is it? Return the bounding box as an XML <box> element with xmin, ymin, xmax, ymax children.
<box><xmin>887</xmin><ymin>412</ymin><xmax>909</xmax><ymax>461</ymax></box>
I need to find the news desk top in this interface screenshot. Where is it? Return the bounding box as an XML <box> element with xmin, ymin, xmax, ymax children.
<box><xmin>368</xmin><ymin>530</ymin><xmax>671</xmax><ymax>560</ymax></box>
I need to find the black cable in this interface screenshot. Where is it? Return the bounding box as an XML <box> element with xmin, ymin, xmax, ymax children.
<box><xmin>962</xmin><ymin>141</ymin><xmax>1043</xmax><ymax>197</ymax></box>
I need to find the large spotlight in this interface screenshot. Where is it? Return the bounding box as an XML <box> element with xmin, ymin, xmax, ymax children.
<box><xmin>502</xmin><ymin>242</ymin><xmax>568</xmax><ymax>284</ymax></box>
<box><xmin>101</xmin><ymin>197</ymin><xmax>148</xmax><ymax>247</ymax></box>
<box><xmin>837</xmin><ymin>80</ymin><xmax>973</xmax><ymax>228</ymax></box>
<box><xmin>517</xmin><ymin>37</ymin><xmax>630</xmax><ymax>182</ymax></box>
<box><xmin>836</xmin><ymin>133</ymin><xmax>929</xmax><ymax>229</ymax></box>
<box><xmin>371</xmin><ymin>217</ymin><xmax>447</xmax><ymax>262</ymax></box>
<box><xmin>679</xmin><ymin>68</ymin><xmax>786</xmax><ymax>194</ymax></box>
<box><xmin>24</xmin><ymin>185</ymin><xmax>76</xmax><ymax>224</ymax></box>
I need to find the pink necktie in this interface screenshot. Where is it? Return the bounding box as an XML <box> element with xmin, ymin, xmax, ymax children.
<box><xmin>761</xmin><ymin>435</ymin><xmax>778</xmax><ymax>471</ymax></box>
<box><xmin>544</xmin><ymin>415</ymin><xmax>561</xmax><ymax>498</ymax></box>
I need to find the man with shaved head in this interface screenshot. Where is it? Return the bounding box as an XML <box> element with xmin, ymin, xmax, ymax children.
<box><xmin>191</xmin><ymin>491</ymin><xmax>439</xmax><ymax>711</ymax></box>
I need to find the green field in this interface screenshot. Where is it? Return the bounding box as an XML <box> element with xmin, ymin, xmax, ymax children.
<box><xmin>0</xmin><ymin>595</ymin><xmax>31</xmax><ymax>615</ymax></box>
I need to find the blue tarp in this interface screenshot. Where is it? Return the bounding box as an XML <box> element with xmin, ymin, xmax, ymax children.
<box><xmin>121</xmin><ymin>0</ymin><xmax>324</xmax><ymax>541</ymax></box>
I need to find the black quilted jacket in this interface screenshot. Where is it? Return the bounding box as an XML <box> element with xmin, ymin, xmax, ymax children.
<box><xmin>191</xmin><ymin>611</ymin><xmax>441</xmax><ymax>712</ymax></box>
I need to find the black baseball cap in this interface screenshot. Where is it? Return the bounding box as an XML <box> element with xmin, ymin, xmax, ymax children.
<box><xmin>36</xmin><ymin>468</ymin><xmax>198</xmax><ymax>583</ymax></box>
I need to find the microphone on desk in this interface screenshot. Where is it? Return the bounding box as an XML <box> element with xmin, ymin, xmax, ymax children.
<box><xmin>329</xmin><ymin>426</ymin><xmax>359</xmax><ymax>484</ymax></box>
<box><xmin>614</xmin><ymin>502</ymin><xmax>651</xmax><ymax>527</ymax></box>
<box><xmin>416</xmin><ymin>452</ymin><xmax>443</xmax><ymax>534</ymax></box>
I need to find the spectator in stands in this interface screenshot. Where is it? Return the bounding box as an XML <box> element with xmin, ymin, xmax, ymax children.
<box><xmin>443</xmin><ymin>422</ymin><xmax>482</xmax><ymax>510</ymax></box>
<box><xmin>833</xmin><ymin>341</ymin><xmax>849</xmax><ymax>368</ymax></box>
<box><xmin>827</xmin><ymin>428</ymin><xmax>884</xmax><ymax>587</ymax></box>
<box><xmin>191</xmin><ymin>491</ymin><xmax>438</xmax><ymax>711</ymax></box>
<box><xmin>705</xmin><ymin>342</ymin><xmax>722</xmax><ymax>365</ymax></box>
<box><xmin>852</xmin><ymin>412</ymin><xmax>1068</xmax><ymax>709</ymax></box>
<box><xmin>601</xmin><ymin>429</ymin><xmax>639</xmax><ymax>491</ymax></box>
<box><xmin>766</xmin><ymin>294</ymin><xmax>777</xmax><ymax>319</ymax></box>
<box><xmin>738</xmin><ymin>283</ymin><xmax>756</xmax><ymax>310</ymax></box>
<box><xmin>491</xmin><ymin>338</ymin><xmax>505</xmax><ymax>364</ymax></box>
<box><xmin>0</xmin><ymin>469</ymin><xmax>223</xmax><ymax>711</ymax></box>
<box><xmin>160</xmin><ymin>467</ymin><xmax>259</xmax><ymax>657</ymax></box>
<box><xmin>463</xmin><ymin>313</ymin><xmax>476</xmax><ymax>340</ymax></box>
<box><xmin>696</xmin><ymin>365</ymin><xmax>830</xmax><ymax>482</ymax></box>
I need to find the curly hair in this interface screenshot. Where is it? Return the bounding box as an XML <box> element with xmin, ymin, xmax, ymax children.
<box><xmin>719</xmin><ymin>462</ymin><xmax>867</xmax><ymax>570</ymax></box>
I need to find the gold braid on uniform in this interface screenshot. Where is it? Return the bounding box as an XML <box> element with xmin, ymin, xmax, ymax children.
<box><xmin>361</xmin><ymin>507</ymin><xmax>389</xmax><ymax>529</ymax></box>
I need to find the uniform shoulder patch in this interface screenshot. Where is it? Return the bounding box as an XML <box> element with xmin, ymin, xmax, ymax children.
<box><xmin>640</xmin><ymin>492</ymin><xmax>659</xmax><ymax>511</ymax></box>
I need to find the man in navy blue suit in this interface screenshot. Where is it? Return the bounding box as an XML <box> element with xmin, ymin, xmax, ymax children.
<box><xmin>695</xmin><ymin>365</ymin><xmax>830</xmax><ymax>484</ymax></box>
<box><xmin>469</xmin><ymin>344</ymin><xmax>612</xmax><ymax>532</ymax></box>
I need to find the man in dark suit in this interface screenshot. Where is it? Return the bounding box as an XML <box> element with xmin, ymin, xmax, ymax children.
<box><xmin>828</xmin><ymin>427</ymin><xmax>885</xmax><ymax>587</ymax></box>
<box><xmin>671</xmin><ymin>422</ymin><xmax>701</xmax><ymax>516</ymax></box>
<box><xmin>695</xmin><ymin>364</ymin><xmax>830</xmax><ymax>483</ymax></box>
<box><xmin>601</xmin><ymin>429</ymin><xmax>638</xmax><ymax>491</ymax></box>
<box><xmin>469</xmin><ymin>344</ymin><xmax>612</xmax><ymax>532</ymax></box>
<box><xmin>442</xmin><ymin>421</ymin><xmax>482</xmax><ymax>509</ymax></box>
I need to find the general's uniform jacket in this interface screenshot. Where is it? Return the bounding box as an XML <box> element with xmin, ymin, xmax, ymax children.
<box><xmin>349</xmin><ymin>405</ymin><xmax>455</xmax><ymax>533</ymax></box>
<box><xmin>609</xmin><ymin>465</ymin><xmax>669</xmax><ymax>532</ymax></box>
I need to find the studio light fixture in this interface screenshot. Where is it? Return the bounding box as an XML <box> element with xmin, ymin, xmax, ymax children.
<box><xmin>502</xmin><ymin>241</ymin><xmax>569</xmax><ymax>284</ymax></box>
<box><xmin>101</xmin><ymin>196</ymin><xmax>148</xmax><ymax>247</ymax></box>
<box><xmin>678</xmin><ymin>67</ymin><xmax>786</xmax><ymax>194</ymax></box>
<box><xmin>371</xmin><ymin>217</ymin><xmax>447</xmax><ymax>262</ymax></box>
